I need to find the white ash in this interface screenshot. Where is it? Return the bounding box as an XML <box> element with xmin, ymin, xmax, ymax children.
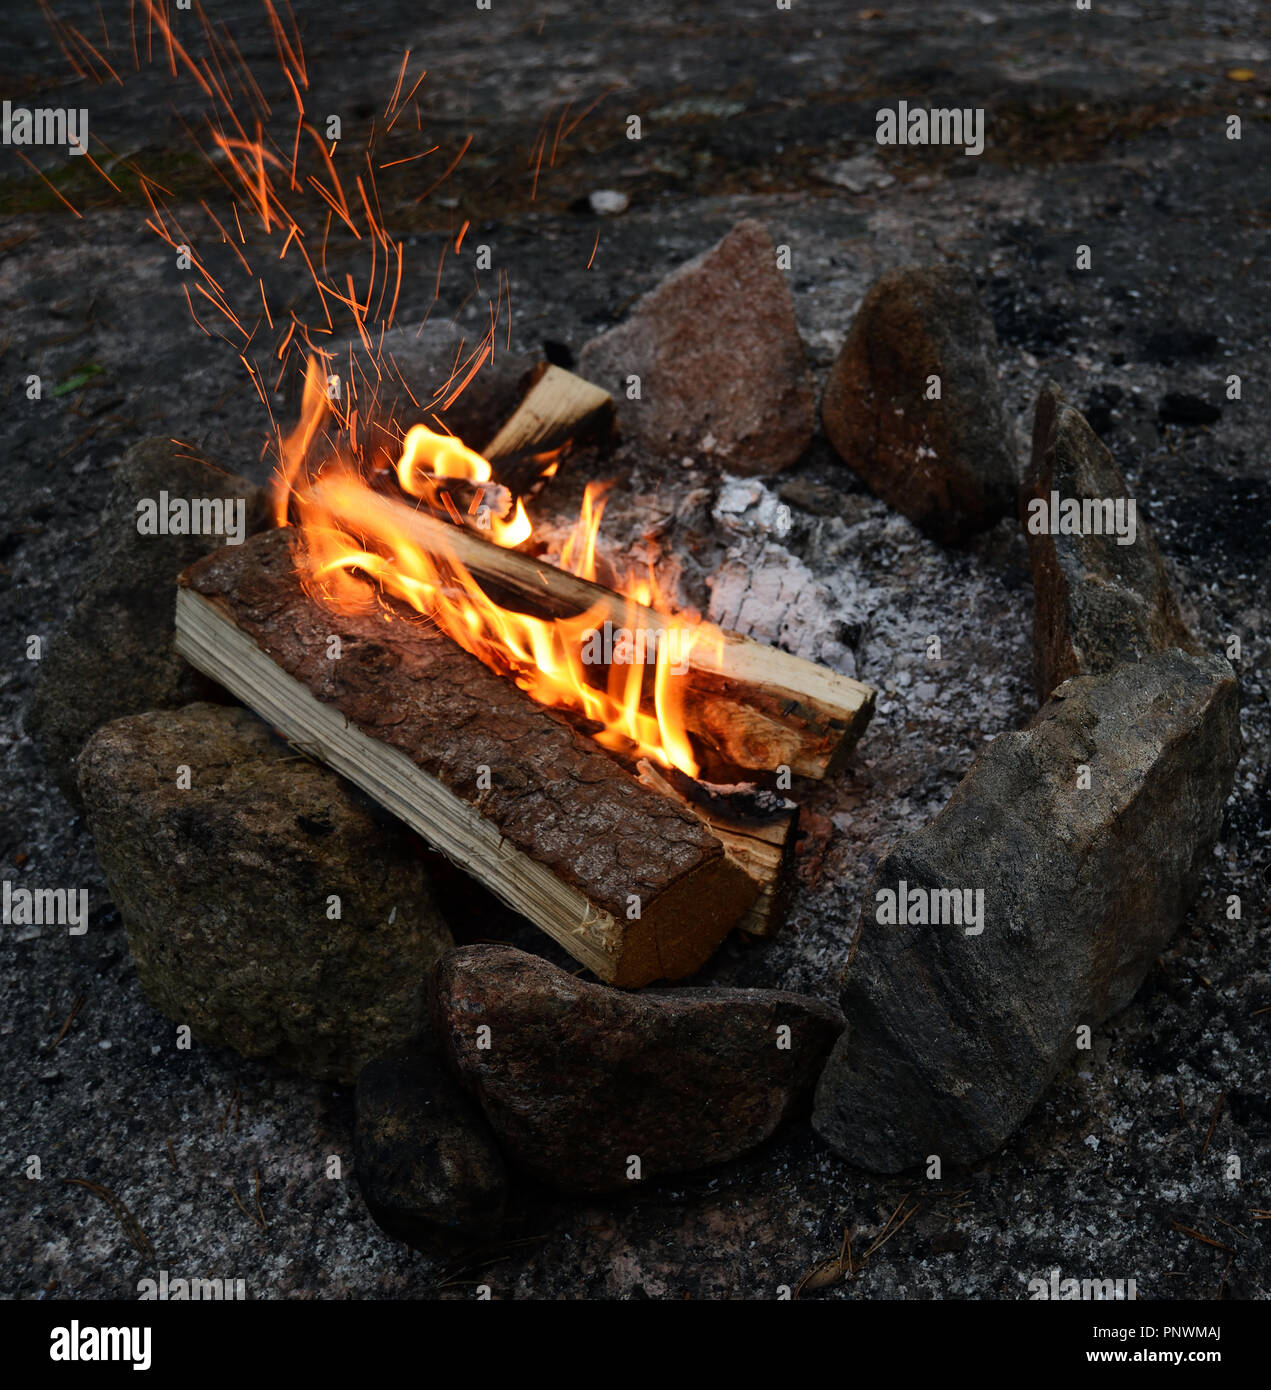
<box><xmin>528</xmin><ymin>454</ymin><xmax>1036</xmax><ymax>1005</ymax></box>
<box><xmin>709</xmin><ymin>477</ymin><xmax>857</xmax><ymax>676</ymax></box>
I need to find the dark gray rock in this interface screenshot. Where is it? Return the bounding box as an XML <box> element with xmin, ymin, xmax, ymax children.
<box><xmin>1158</xmin><ymin>391</ymin><xmax>1222</xmax><ymax>427</ymax></box>
<box><xmin>433</xmin><ymin>945</ymin><xmax>843</xmax><ymax>1192</ymax></box>
<box><xmin>821</xmin><ymin>265</ymin><xmax>1017</xmax><ymax>542</ymax></box>
<box><xmin>579</xmin><ymin>219</ymin><xmax>816</xmax><ymax>476</ymax></box>
<box><xmin>355</xmin><ymin>1042</ymin><xmax>507</xmax><ymax>1245</ymax></box>
<box><xmin>1023</xmin><ymin>382</ymin><xmax>1200</xmax><ymax>699</ymax></box>
<box><xmin>24</xmin><ymin>437</ymin><xmax>269</xmax><ymax>806</ymax></box>
<box><xmin>78</xmin><ymin>704</ymin><xmax>454</xmax><ymax>1084</ymax></box>
<box><xmin>813</xmin><ymin>650</ymin><xmax>1240</xmax><ymax>1173</ymax></box>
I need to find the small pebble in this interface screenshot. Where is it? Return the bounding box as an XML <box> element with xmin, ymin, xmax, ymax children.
<box><xmin>588</xmin><ymin>189</ymin><xmax>629</xmax><ymax>216</ymax></box>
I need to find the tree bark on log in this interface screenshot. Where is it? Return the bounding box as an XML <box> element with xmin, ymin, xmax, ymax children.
<box><xmin>175</xmin><ymin>529</ymin><xmax>757</xmax><ymax>987</ymax></box>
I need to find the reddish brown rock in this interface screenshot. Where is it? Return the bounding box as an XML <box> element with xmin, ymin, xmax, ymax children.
<box><xmin>432</xmin><ymin>945</ymin><xmax>843</xmax><ymax>1192</ymax></box>
<box><xmin>579</xmin><ymin>219</ymin><xmax>815</xmax><ymax>475</ymax></box>
<box><xmin>1022</xmin><ymin>382</ymin><xmax>1200</xmax><ymax>700</ymax></box>
<box><xmin>821</xmin><ymin>265</ymin><xmax>1016</xmax><ymax>542</ymax></box>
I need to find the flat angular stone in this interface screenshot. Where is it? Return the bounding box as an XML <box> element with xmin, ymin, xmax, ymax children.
<box><xmin>1023</xmin><ymin>381</ymin><xmax>1200</xmax><ymax>699</ymax></box>
<box><xmin>813</xmin><ymin>650</ymin><xmax>1239</xmax><ymax>1172</ymax></box>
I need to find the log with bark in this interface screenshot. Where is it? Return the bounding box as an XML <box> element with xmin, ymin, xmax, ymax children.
<box><xmin>305</xmin><ymin>483</ymin><xmax>875</xmax><ymax>780</ymax></box>
<box><xmin>175</xmin><ymin>529</ymin><xmax>757</xmax><ymax>987</ymax></box>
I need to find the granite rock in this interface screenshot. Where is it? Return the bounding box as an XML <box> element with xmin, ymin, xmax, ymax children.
<box><xmin>579</xmin><ymin>219</ymin><xmax>815</xmax><ymax>475</ymax></box>
<box><xmin>821</xmin><ymin>265</ymin><xmax>1017</xmax><ymax>542</ymax></box>
<box><xmin>1022</xmin><ymin>382</ymin><xmax>1200</xmax><ymax>700</ymax></box>
<box><xmin>355</xmin><ymin>1041</ymin><xmax>507</xmax><ymax>1244</ymax></box>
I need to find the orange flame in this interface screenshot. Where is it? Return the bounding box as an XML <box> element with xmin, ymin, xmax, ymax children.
<box><xmin>559</xmin><ymin>481</ymin><xmax>609</xmax><ymax>582</ymax></box>
<box><xmin>277</xmin><ymin>357</ymin><xmax>706</xmax><ymax>776</ymax></box>
<box><xmin>393</xmin><ymin>422</ymin><xmax>531</xmax><ymax>546</ymax></box>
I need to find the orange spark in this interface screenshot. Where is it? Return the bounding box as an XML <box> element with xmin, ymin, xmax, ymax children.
<box><xmin>12</xmin><ymin>150</ymin><xmax>81</xmax><ymax>218</ymax></box>
<box><xmin>378</xmin><ymin>147</ymin><xmax>437</xmax><ymax>169</ymax></box>
<box><xmin>415</xmin><ymin>132</ymin><xmax>472</xmax><ymax>203</ymax></box>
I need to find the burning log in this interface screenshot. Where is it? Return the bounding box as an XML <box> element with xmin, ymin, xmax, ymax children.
<box><xmin>174</xmin><ymin>530</ymin><xmax>758</xmax><ymax>987</ymax></box>
<box><xmin>306</xmin><ymin>483</ymin><xmax>875</xmax><ymax>780</ymax></box>
<box><xmin>637</xmin><ymin>762</ymin><xmax>797</xmax><ymax>938</ymax></box>
<box><xmin>366</xmin><ymin>362</ymin><xmax>614</xmax><ymax>508</ymax></box>
<box><xmin>398</xmin><ymin>476</ymin><xmax>513</xmax><ymax>535</ymax></box>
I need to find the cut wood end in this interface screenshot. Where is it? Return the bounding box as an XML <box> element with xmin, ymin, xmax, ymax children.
<box><xmin>637</xmin><ymin>760</ymin><xmax>798</xmax><ymax>940</ymax></box>
<box><xmin>611</xmin><ymin>853</ymin><xmax>759</xmax><ymax>987</ymax></box>
<box><xmin>483</xmin><ymin>362</ymin><xmax>616</xmax><ymax>461</ymax></box>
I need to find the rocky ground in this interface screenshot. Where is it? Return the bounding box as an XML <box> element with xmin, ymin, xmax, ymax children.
<box><xmin>1</xmin><ymin>0</ymin><xmax>1268</xmax><ymax>1299</ymax></box>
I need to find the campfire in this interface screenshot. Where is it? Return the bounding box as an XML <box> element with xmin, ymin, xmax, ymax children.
<box><xmin>16</xmin><ymin>0</ymin><xmax>1252</xmax><ymax>1312</ymax></box>
<box><xmin>28</xmin><ymin>0</ymin><xmax>875</xmax><ymax>987</ymax></box>
<box><xmin>175</xmin><ymin>350</ymin><xmax>874</xmax><ymax>985</ymax></box>
<box><xmin>281</xmin><ymin>354</ymin><xmax>710</xmax><ymax>779</ymax></box>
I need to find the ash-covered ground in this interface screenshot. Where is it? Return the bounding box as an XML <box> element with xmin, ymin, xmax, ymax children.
<box><xmin>1</xmin><ymin>1</ymin><xmax>1268</xmax><ymax>1299</ymax></box>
